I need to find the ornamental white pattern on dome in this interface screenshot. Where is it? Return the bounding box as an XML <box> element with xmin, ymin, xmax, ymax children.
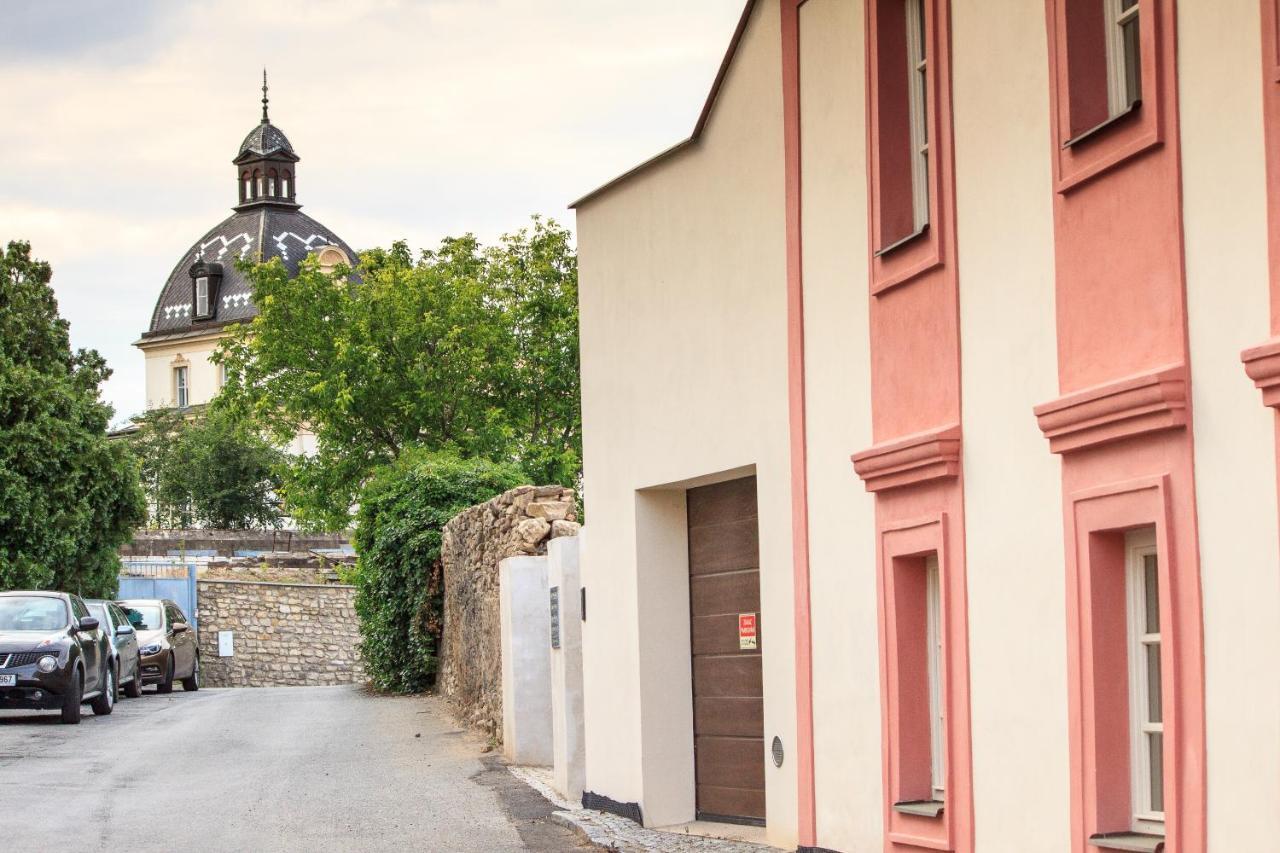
<box><xmin>194</xmin><ymin>232</ymin><xmax>254</xmax><ymax>263</ymax></box>
<box><xmin>273</xmin><ymin>231</ymin><xmax>334</xmax><ymax>261</ymax></box>
<box><xmin>163</xmin><ymin>304</ymin><xmax>193</xmax><ymax>320</ymax></box>
<box><xmin>222</xmin><ymin>294</ymin><xmax>252</xmax><ymax>310</ymax></box>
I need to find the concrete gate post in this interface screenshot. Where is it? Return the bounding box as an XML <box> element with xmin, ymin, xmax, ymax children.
<box><xmin>499</xmin><ymin>555</ymin><xmax>553</xmax><ymax>765</ymax></box>
<box><xmin>547</xmin><ymin>534</ymin><xmax>585</xmax><ymax>801</ymax></box>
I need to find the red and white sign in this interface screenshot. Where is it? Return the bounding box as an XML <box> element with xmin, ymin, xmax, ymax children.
<box><xmin>738</xmin><ymin>613</ymin><xmax>758</xmax><ymax>650</ymax></box>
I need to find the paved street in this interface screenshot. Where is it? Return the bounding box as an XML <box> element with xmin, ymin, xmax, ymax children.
<box><xmin>0</xmin><ymin>685</ymin><xmax>591</xmax><ymax>852</ymax></box>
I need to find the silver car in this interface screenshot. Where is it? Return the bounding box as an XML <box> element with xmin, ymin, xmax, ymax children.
<box><xmin>85</xmin><ymin>600</ymin><xmax>142</xmax><ymax>699</ymax></box>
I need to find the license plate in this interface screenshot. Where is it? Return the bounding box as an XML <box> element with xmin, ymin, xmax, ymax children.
<box><xmin>0</xmin><ymin>675</ymin><xmax>15</xmax><ymax>687</ymax></box>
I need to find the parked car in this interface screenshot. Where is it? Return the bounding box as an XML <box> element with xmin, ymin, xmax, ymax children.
<box><xmin>116</xmin><ymin>599</ymin><xmax>199</xmax><ymax>693</ymax></box>
<box><xmin>0</xmin><ymin>590</ymin><xmax>117</xmax><ymax>723</ymax></box>
<box><xmin>85</xmin><ymin>599</ymin><xmax>142</xmax><ymax>699</ymax></box>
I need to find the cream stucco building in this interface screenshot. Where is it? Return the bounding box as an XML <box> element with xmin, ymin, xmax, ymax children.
<box><xmin>571</xmin><ymin>2</ymin><xmax>1280</xmax><ymax>852</ymax></box>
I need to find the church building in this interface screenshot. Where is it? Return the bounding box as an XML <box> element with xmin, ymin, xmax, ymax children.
<box><xmin>133</xmin><ymin>75</ymin><xmax>356</xmax><ymax>434</ymax></box>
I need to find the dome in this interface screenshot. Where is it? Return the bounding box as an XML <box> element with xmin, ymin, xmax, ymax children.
<box><xmin>237</xmin><ymin>122</ymin><xmax>294</xmax><ymax>159</ymax></box>
<box><xmin>143</xmin><ymin>207</ymin><xmax>357</xmax><ymax>336</ymax></box>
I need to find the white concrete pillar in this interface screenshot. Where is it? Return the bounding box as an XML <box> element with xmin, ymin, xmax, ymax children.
<box><xmin>548</xmin><ymin>535</ymin><xmax>585</xmax><ymax>801</ymax></box>
<box><xmin>499</xmin><ymin>555</ymin><xmax>553</xmax><ymax>765</ymax></box>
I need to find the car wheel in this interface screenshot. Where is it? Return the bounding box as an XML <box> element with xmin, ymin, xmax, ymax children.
<box><xmin>124</xmin><ymin>654</ymin><xmax>142</xmax><ymax>698</ymax></box>
<box><xmin>60</xmin><ymin>669</ymin><xmax>83</xmax><ymax>724</ymax></box>
<box><xmin>90</xmin><ymin>663</ymin><xmax>116</xmax><ymax>716</ymax></box>
<box><xmin>157</xmin><ymin>655</ymin><xmax>175</xmax><ymax>694</ymax></box>
<box><xmin>181</xmin><ymin>654</ymin><xmax>200</xmax><ymax>692</ymax></box>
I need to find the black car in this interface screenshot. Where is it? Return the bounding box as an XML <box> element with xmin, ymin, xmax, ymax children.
<box><xmin>85</xmin><ymin>599</ymin><xmax>143</xmax><ymax>699</ymax></box>
<box><xmin>0</xmin><ymin>591</ymin><xmax>117</xmax><ymax>723</ymax></box>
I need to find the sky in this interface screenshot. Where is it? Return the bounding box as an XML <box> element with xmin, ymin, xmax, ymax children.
<box><xmin>0</xmin><ymin>0</ymin><xmax>746</xmax><ymax>425</ymax></box>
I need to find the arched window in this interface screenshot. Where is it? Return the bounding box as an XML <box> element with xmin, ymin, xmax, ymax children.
<box><xmin>241</xmin><ymin>172</ymin><xmax>251</xmax><ymax>202</ymax></box>
<box><xmin>254</xmin><ymin>169</ymin><xmax>263</xmax><ymax>198</ymax></box>
<box><xmin>268</xmin><ymin>169</ymin><xmax>277</xmax><ymax>197</ymax></box>
<box><xmin>283</xmin><ymin>172</ymin><xmax>291</xmax><ymax>198</ymax></box>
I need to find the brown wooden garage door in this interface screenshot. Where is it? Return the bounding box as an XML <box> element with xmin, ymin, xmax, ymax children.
<box><xmin>687</xmin><ymin>476</ymin><xmax>764</xmax><ymax>824</ymax></box>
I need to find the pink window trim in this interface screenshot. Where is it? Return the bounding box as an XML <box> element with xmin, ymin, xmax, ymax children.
<box><xmin>1064</xmin><ymin>475</ymin><xmax>1204</xmax><ymax>850</ymax></box>
<box><xmin>877</xmin><ymin>513</ymin><xmax>966</xmax><ymax>852</ymax></box>
<box><xmin>865</xmin><ymin>0</ymin><xmax>951</xmax><ymax>295</ymax></box>
<box><xmin>1044</xmin><ymin>0</ymin><xmax>1169</xmax><ymax>193</ymax></box>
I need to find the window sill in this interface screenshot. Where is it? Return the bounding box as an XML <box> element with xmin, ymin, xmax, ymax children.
<box><xmin>892</xmin><ymin>799</ymin><xmax>944</xmax><ymax>818</ymax></box>
<box><xmin>1088</xmin><ymin>832</ymin><xmax>1164</xmax><ymax>852</ymax></box>
<box><xmin>1062</xmin><ymin>99</ymin><xmax>1142</xmax><ymax>148</ymax></box>
<box><xmin>873</xmin><ymin>223</ymin><xmax>929</xmax><ymax>258</ymax></box>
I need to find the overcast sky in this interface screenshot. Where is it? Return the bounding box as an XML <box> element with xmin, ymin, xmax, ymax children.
<box><xmin>0</xmin><ymin>0</ymin><xmax>745</xmax><ymax>424</ymax></box>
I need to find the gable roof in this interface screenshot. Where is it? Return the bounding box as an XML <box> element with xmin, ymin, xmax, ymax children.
<box><xmin>569</xmin><ymin>0</ymin><xmax>758</xmax><ymax>209</ymax></box>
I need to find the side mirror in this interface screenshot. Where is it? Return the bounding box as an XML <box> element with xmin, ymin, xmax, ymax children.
<box><xmin>115</xmin><ymin>624</ymin><xmax>134</xmax><ymax>636</ymax></box>
<box><xmin>78</xmin><ymin>616</ymin><xmax>99</xmax><ymax>632</ymax></box>
<box><xmin>172</xmin><ymin>622</ymin><xmax>189</xmax><ymax>634</ymax></box>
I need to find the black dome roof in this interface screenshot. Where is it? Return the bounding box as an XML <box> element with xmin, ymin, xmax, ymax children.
<box><xmin>144</xmin><ymin>207</ymin><xmax>356</xmax><ymax>337</ymax></box>
<box><xmin>237</xmin><ymin>122</ymin><xmax>294</xmax><ymax>159</ymax></box>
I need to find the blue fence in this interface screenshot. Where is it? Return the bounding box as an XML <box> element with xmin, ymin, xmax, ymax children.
<box><xmin>117</xmin><ymin>558</ymin><xmax>199</xmax><ymax>627</ymax></box>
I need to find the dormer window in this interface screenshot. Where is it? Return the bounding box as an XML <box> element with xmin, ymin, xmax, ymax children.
<box><xmin>195</xmin><ymin>277</ymin><xmax>210</xmax><ymax>319</ymax></box>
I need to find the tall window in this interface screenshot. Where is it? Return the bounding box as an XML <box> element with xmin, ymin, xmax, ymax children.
<box><xmin>925</xmin><ymin>553</ymin><xmax>945</xmax><ymax>803</ymax></box>
<box><xmin>1126</xmin><ymin>527</ymin><xmax>1163</xmax><ymax>836</ymax></box>
<box><xmin>194</xmin><ymin>277</ymin><xmax>210</xmax><ymax>318</ymax></box>
<box><xmin>241</xmin><ymin>173</ymin><xmax>250</xmax><ymax>202</ymax></box>
<box><xmin>268</xmin><ymin>169</ymin><xmax>277</xmax><ymax>197</ymax></box>
<box><xmin>905</xmin><ymin>0</ymin><xmax>929</xmax><ymax>234</ymax></box>
<box><xmin>255</xmin><ymin>171</ymin><xmax>264</xmax><ymax>198</ymax></box>
<box><xmin>174</xmin><ymin>366</ymin><xmax>189</xmax><ymax>409</ymax></box>
<box><xmin>283</xmin><ymin>174</ymin><xmax>291</xmax><ymax>197</ymax></box>
<box><xmin>1105</xmin><ymin>0</ymin><xmax>1142</xmax><ymax>117</ymax></box>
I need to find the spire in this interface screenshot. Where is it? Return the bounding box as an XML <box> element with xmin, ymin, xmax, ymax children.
<box><xmin>261</xmin><ymin>68</ymin><xmax>270</xmax><ymax>124</ymax></box>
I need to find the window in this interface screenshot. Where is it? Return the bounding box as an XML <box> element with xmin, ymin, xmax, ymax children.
<box><xmin>255</xmin><ymin>171</ymin><xmax>263</xmax><ymax>198</ymax></box>
<box><xmin>1105</xmin><ymin>0</ymin><xmax>1141</xmax><ymax>118</ymax></box>
<box><xmin>283</xmin><ymin>174</ymin><xmax>291</xmax><ymax>197</ymax></box>
<box><xmin>194</xmin><ymin>276</ymin><xmax>210</xmax><ymax>318</ymax></box>
<box><xmin>174</xmin><ymin>366</ymin><xmax>189</xmax><ymax>408</ymax></box>
<box><xmin>218</xmin><ymin>362</ymin><xmax>228</xmax><ymax>388</ymax></box>
<box><xmin>268</xmin><ymin>169</ymin><xmax>277</xmax><ymax>197</ymax></box>
<box><xmin>872</xmin><ymin>0</ymin><xmax>932</xmax><ymax>254</ymax></box>
<box><xmin>1125</xmin><ymin>528</ymin><xmax>1163</xmax><ymax>835</ymax></box>
<box><xmin>925</xmin><ymin>553</ymin><xmax>945</xmax><ymax>803</ymax></box>
<box><xmin>905</xmin><ymin>0</ymin><xmax>929</xmax><ymax>235</ymax></box>
<box><xmin>241</xmin><ymin>173</ymin><xmax>251</xmax><ymax>202</ymax></box>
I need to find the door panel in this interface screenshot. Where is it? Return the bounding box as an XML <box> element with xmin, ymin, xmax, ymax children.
<box><xmin>687</xmin><ymin>476</ymin><xmax>765</xmax><ymax>824</ymax></box>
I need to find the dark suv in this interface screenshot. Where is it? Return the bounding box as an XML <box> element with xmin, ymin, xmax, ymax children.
<box><xmin>0</xmin><ymin>591</ymin><xmax>117</xmax><ymax>723</ymax></box>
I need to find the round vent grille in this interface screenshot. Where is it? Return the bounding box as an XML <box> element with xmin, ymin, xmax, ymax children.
<box><xmin>771</xmin><ymin>736</ymin><xmax>784</xmax><ymax>768</ymax></box>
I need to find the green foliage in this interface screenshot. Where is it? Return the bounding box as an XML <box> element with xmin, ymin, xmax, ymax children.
<box><xmin>216</xmin><ymin>216</ymin><xmax>579</xmax><ymax>530</ymax></box>
<box><xmin>351</xmin><ymin>449</ymin><xmax>526</xmax><ymax>693</ymax></box>
<box><xmin>0</xmin><ymin>241</ymin><xmax>146</xmax><ymax>596</ymax></box>
<box><xmin>127</xmin><ymin>407</ymin><xmax>286</xmax><ymax>530</ymax></box>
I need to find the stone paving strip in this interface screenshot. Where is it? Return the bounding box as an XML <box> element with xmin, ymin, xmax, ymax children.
<box><xmin>508</xmin><ymin>766</ymin><xmax>782</xmax><ymax>853</ymax></box>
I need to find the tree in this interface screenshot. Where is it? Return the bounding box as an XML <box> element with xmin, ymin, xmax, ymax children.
<box><xmin>351</xmin><ymin>449</ymin><xmax>527</xmax><ymax>693</ymax></box>
<box><xmin>128</xmin><ymin>407</ymin><xmax>286</xmax><ymax>530</ymax></box>
<box><xmin>0</xmin><ymin>241</ymin><xmax>146</xmax><ymax>596</ymax></box>
<box><xmin>216</xmin><ymin>216</ymin><xmax>579</xmax><ymax>530</ymax></box>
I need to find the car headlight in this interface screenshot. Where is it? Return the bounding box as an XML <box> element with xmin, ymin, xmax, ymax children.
<box><xmin>37</xmin><ymin>655</ymin><xmax>58</xmax><ymax>673</ymax></box>
<box><xmin>139</xmin><ymin>643</ymin><xmax>163</xmax><ymax>656</ymax></box>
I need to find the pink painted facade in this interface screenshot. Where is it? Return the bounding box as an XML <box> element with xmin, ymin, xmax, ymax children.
<box><xmin>573</xmin><ymin>1</ymin><xmax>1280</xmax><ymax>851</ymax></box>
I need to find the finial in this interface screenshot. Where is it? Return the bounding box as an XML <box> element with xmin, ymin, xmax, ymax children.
<box><xmin>261</xmin><ymin>68</ymin><xmax>270</xmax><ymax>124</ymax></box>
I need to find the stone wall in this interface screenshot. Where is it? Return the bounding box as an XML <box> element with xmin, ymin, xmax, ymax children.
<box><xmin>123</xmin><ymin>529</ymin><xmax>350</xmax><ymax>558</ymax></box>
<box><xmin>438</xmin><ymin>485</ymin><xmax>579</xmax><ymax>738</ymax></box>
<box><xmin>196</xmin><ymin>579</ymin><xmax>364</xmax><ymax>688</ymax></box>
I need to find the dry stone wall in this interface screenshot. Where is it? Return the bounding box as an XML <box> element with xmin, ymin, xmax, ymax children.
<box><xmin>196</xmin><ymin>579</ymin><xmax>364</xmax><ymax>688</ymax></box>
<box><xmin>438</xmin><ymin>485</ymin><xmax>579</xmax><ymax>738</ymax></box>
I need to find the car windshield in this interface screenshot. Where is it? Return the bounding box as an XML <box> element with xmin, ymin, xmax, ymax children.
<box><xmin>0</xmin><ymin>597</ymin><xmax>69</xmax><ymax>632</ymax></box>
<box><xmin>120</xmin><ymin>604</ymin><xmax>162</xmax><ymax>631</ymax></box>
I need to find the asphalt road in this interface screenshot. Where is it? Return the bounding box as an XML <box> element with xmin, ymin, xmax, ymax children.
<box><xmin>0</xmin><ymin>684</ymin><xmax>591</xmax><ymax>852</ymax></box>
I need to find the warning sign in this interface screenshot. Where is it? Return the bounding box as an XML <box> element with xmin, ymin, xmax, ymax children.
<box><xmin>738</xmin><ymin>613</ymin><xmax>758</xmax><ymax>651</ymax></box>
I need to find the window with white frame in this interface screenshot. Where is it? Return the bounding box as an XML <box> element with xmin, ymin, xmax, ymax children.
<box><xmin>905</xmin><ymin>0</ymin><xmax>930</xmax><ymax>233</ymax></box>
<box><xmin>1125</xmin><ymin>527</ymin><xmax>1164</xmax><ymax>835</ymax></box>
<box><xmin>1104</xmin><ymin>0</ymin><xmax>1141</xmax><ymax>118</ymax></box>
<box><xmin>174</xmin><ymin>366</ymin><xmax>189</xmax><ymax>409</ymax></box>
<box><xmin>195</xmin><ymin>277</ymin><xmax>210</xmax><ymax>318</ymax></box>
<box><xmin>925</xmin><ymin>553</ymin><xmax>945</xmax><ymax>803</ymax></box>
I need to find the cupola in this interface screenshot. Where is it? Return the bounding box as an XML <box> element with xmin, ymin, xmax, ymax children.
<box><xmin>233</xmin><ymin>70</ymin><xmax>300</xmax><ymax>210</ymax></box>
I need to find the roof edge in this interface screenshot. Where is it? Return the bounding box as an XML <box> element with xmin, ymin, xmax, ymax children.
<box><xmin>568</xmin><ymin>0</ymin><xmax>758</xmax><ymax>210</ymax></box>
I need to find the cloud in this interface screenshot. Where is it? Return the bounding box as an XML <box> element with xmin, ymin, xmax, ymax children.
<box><xmin>0</xmin><ymin>0</ymin><xmax>748</xmax><ymax>420</ymax></box>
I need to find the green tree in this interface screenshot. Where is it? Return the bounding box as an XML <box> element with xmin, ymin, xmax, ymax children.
<box><xmin>0</xmin><ymin>241</ymin><xmax>145</xmax><ymax>596</ymax></box>
<box><xmin>216</xmin><ymin>216</ymin><xmax>579</xmax><ymax>530</ymax></box>
<box><xmin>128</xmin><ymin>407</ymin><xmax>286</xmax><ymax>530</ymax></box>
<box><xmin>351</xmin><ymin>449</ymin><xmax>526</xmax><ymax>693</ymax></box>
